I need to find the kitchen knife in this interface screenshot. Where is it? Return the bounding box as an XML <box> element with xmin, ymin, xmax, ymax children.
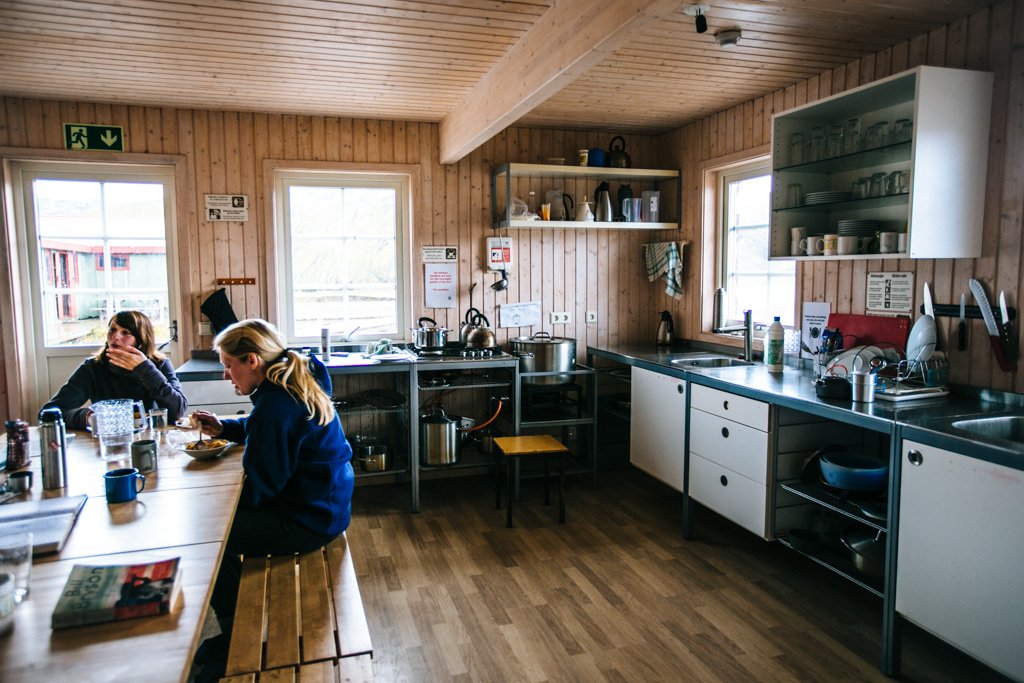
<box><xmin>999</xmin><ymin>290</ymin><xmax>1016</xmax><ymax>361</ymax></box>
<box><xmin>999</xmin><ymin>291</ymin><xmax>1009</xmax><ymax>326</ymax></box>
<box><xmin>969</xmin><ymin>279</ymin><xmax>1014</xmax><ymax>371</ymax></box>
<box><xmin>958</xmin><ymin>292</ymin><xmax>967</xmax><ymax>351</ymax></box>
<box><xmin>923</xmin><ymin>282</ymin><xmax>935</xmax><ymax>319</ymax></box>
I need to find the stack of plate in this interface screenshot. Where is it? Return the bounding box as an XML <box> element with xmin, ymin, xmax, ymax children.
<box><xmin>803</xmin><ymin>190</ymin><xmax>852</xmax><ymax>205</ymax></box>
<box><xmin>837</xmin><ymin>219</ymin><xmax>880</xmax><ymax>236</ymax></box>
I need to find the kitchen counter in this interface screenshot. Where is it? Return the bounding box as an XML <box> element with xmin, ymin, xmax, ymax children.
<box><xmin>587</xmin><ymin>343</ymin><xmax>1024</xmax><ymax>470</ymax></box>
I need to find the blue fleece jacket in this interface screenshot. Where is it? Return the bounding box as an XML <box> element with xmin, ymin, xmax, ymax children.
<box><xmin>218</xmin><ymin>355</ymin><xmax>353</xmax><ymax>537</ymax></box>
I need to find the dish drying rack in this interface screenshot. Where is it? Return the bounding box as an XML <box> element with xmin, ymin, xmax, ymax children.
<box><xmin>816</xmin><ymin>348</ymin><xmax>950</xmax><ymax>401</ymax></box>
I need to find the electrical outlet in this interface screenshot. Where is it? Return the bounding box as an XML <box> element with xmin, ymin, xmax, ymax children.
<box><xmin>549</xmin><ymin>311</ymin><xmax>571</xmax><ymax>324</ymax></box>
<box><xmin>586</xmin><ymin>311</ymin><xmax>598</xmax><ymax>324</ymax></box>
<box><xmin>198</xmin><ymin>322</ymin><xmax>213</xmax><ymax>336</ymax></box>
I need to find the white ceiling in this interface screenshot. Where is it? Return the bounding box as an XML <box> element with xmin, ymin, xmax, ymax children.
<box><xmin>0</xmin><ymin>0</ymin><xmax>995</xmax><ymax>143</ymax></box>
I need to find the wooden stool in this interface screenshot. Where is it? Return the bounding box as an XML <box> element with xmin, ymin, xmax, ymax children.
<box><xmin>493</xmin><ymin>435</ymin><xmax>569</xmax><ymax>528</ymax></box>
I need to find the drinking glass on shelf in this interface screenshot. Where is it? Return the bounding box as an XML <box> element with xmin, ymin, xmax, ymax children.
<box><xmin>869</xmin><ymin>172</ymin><xmax>887</xmax><ymax>198</ymax></box>
<box><xmin>810</xmin><ymin>126</ymin><xmax>826</xmax><ymax>160</ymax></box>
<box><xmin>852</xmin><ymin>176</ymin><xmax>871</xmax><ymax>200</ymax></box>
<box><xmin>789</xmin><ymin>132</ymin><xmax>806</xmax><ymax>164</ymax></box>
<box><xmin>827</xmin><ymin>126</ymin><xmax>843</xmax><ymax>157</ymax></box>
<box><xmin>894</xmin><ymin>118</ymin><xmax>913</xmax><ymax>143</ymax></box>
<box><xmin>875</xmin><ymin>121</ymin><xmax>890</xmax><ymax>147</ymax></box>
<box><xmin>843</xmin><ymin>118</ymin><xmax>861</xmax><ymax>154</ymax></box>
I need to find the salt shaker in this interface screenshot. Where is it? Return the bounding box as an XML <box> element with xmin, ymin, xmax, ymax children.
<box><xmin>38</xmin><ymin>407</ymin><xmax>69</xmax><ymax>489</ymax></box>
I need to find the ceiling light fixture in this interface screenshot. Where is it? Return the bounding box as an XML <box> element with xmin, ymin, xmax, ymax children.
<box><xmin>714</xmin><ymin>28</ymin><xmax>742</xmax><ymax>47</ymax></box>
<box><xmin>682</xmin><ymin>4</ymin><xmax>710</xmax><ymax>34</ymax></box>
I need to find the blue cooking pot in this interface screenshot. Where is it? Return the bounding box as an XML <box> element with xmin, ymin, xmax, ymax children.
<box><xmin>819</xmin><ymin>449</ymin><xmax>888</xmax><ymax>492</ymax></box>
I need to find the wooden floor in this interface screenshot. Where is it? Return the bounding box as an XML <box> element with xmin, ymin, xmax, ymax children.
<box><xmin>348</xmin><ymin>468</ymin><xmax>1012</xmax><ymax>683</ymax></box>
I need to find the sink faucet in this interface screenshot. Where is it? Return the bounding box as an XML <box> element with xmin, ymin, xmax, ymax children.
<box><xmin>714</xmin><ymin>309</ymin><xmax>754</xmax><ymax>362</ymax></box>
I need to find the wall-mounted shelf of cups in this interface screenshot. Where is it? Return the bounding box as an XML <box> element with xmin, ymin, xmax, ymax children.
<box><xmin>768</xmin><ymin>65</ymin><xmax>993</xmax><ymax>261</ymax></box>
<box><xmin>490</xmin><ymin>162</ymin><xmax>680</xmax><ymax>231</ymax></box>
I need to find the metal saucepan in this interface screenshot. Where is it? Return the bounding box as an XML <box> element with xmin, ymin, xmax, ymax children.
<box><xmin>465</xmin><ymin>313</ymin><xmax>496</xmax><ymax>349</ymax></box>
<box><xmin>355</xmin><ymin>444</ymin><xmax>390</xmax><ymax>472</ymax></box>
<box><xmin>509</xmin><ymin>332</ymin><xmax>576</xmax><ymax>385</ymax></box>
<box><xmin>411</xmin><ymin>317</ymin><xmax>448</xmax><ymax>350</ymax></box>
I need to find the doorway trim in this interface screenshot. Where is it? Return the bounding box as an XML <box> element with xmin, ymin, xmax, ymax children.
<box><xmin>0</xmin><ymin>147</ymin><xmax>196</xmax><ymax>418</ymax></box>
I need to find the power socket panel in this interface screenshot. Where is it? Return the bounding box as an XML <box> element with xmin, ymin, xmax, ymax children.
<box><xmin>549</xmin><ymin>311</ymin><xmax>571</xmax><ymax>324</ymax></box>
<box><xmin>586</xmin><ymin>311</ymin><xmax>598</xmax><ymax>323</ymax></box>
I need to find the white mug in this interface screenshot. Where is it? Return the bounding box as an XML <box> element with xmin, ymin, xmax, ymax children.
<box><xmin>790</xmin><ymin>227</ymin><xmax>807</xmax><ymax>256</ymax></box>
<box><xmin>800</xmin><ymin>236</ymin><xmax>824</xmax><ymax>256</ymax></box>
<box><xmin>822</xmin><ymin>233</ymin><xmax>839</xmax><ymax>256</ymax></box>
<box><xmin>837</xmin><ymin>235</ymin><xmax>859</xmax><ymax>255</ymax></box>
<box><xmin>879</xmin><ymin>231</ymin><xmax>899</xmax><ymax>253</ymax></box>
<box><xmin>897</xmin><ymin>233</ymin><xmax>908</xmax><ymax>253</ymax></box>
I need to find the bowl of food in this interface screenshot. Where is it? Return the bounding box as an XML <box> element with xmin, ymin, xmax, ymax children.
<box><xmin>181</xmin><ymin>438</ymin><xmax>232</xmax><ymax>460</ymax></box>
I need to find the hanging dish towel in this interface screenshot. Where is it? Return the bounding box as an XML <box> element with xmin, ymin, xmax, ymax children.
<box><xmin>644</xmin><ymin>241</ymin><xmax>687</xmax><ymax>299</ymax></box>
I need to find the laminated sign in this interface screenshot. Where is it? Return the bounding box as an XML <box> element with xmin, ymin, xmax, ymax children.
<box><xmin>205</xmin><ymin>194</ymin><xmax>248</xmax><ymax>222</ymax></box>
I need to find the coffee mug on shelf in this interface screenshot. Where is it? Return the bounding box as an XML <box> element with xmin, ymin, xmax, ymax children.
<box><xmin>800</xmin><ymin>236</ymin><xmax>824</xmax><ymax>256</ymax></box>
<box><xmin>822</xmin><ymin>234</ymin><xmax>839</xmax><ymax>256</ymax></box>
<box><xmin>879</xmin><ymin>231</ymin><xmax>899</xmax><ymax>253</ymax></box>
<box><xmin>790</xmin><ymin>227</ymin><xmax>807</xmax><ymax>256</ymax></box>
<box><xmin>897</xmin><ymin>233</ymin><xmax>908</xmax><ymax>253</ymax></box>
<box><xmin>837</xmin><ymin>235</ymin><xmax>859</xmax><ymax>255</ymax></box>
<box><xmin>104</xmin><ymin>467</ymin><xmax>146</xmax><ymax>504</ymax></box>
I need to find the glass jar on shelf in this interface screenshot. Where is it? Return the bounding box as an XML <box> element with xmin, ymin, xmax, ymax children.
<box><xmin>894</xmin><ymin>118</ymin><xmax>913</xmax><ymax>143</ymax></box>
<box><xmin>827</xmin><ymin>126</ymin><xmax>843</xmax><ymax>157</ymax></box>
<box><xmin>842</xmin><ymin>118</ymin><xmax>861</xmax><ymax>154</ymax></box>
<box><xmin>789</xmin><ymin>132</ymin><xmax>806</xmax><ymax>164</ymax></box>
<box><xmin>810</xmin><ymin>126</ymin><xmax>826</xmax><ymax>160</ymax></box>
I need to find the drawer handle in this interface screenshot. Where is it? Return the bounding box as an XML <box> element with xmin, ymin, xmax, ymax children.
<box><xmin>907</xmin><ymin>450</ymin><xmax>924</xmax><ymax>466</ymax></box>
<box><xmin>721</xmin><ymin>426</ymin><xmax>729</xmax><ymax>439</ymax></box>
<box><xmin>723</xmin><ymin>400</ymin><xmax>729</xmax><ymax>410</ymax></box>
<box><xmin>720</xmin><ymin>475</ymin><xmax>728</xmax><ymax>486</ymax></box>
<box><xmin>677</xmin><ymin>384</ymin><xmax>684</xmax><ymax>394</ymax></box>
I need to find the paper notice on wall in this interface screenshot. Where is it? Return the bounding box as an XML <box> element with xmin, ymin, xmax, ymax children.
<box><xmin>866</xmin><ymin>271</ymin><xmax>914</xmax><ymax>314</ymax></box>
<box><xmin>205</xmin><ymin>194</ymin><xmax>248</xmax><ymax>221</ymax></box>
<box><xmin>424</xmin><ymin>263</ymin><xmax>456</xmax><ymax>308</ymax></box>
<box><xmin>421</xmin><ymin>246</ymin><xmax>457</xmax><ymax>263</ymax></box>
<box><xmin>801</xmin><ymin>301</ymin><xmax>831</xmax><ymax>358</ymax></box>
<box><xmin>498</xmin><ymin>302</ymin><xmax>541</xmax><ymax>328</ymax></box>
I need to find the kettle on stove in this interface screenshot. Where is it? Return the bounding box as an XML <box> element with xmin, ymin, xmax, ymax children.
<box><xmin>656</xmin><ymin>310</ymin><xmax>675</xmax><ymax>345</ymax></box>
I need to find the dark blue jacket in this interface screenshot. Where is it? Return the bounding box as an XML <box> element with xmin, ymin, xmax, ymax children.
<box><xmin>43</xmin><ymin>356</ymin><xmax>187</xmax><ymax>429</ymax></box>
<box><xmin>218</xmin><ymin>355</ymin><xmax>353</xmax><ymax>537</ymax></box>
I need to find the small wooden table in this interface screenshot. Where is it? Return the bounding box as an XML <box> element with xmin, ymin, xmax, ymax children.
<box><xmin>493</xmin><ymin>435</ymin><xmax>569</xmax><ymax>528</ymax></box>
<box><xmin>0</xmin><ymin>427</ymin><xmax>244</xmax><ymax>683</ymax></box>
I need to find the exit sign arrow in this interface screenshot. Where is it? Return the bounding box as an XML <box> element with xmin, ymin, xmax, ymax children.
<box><xmin>63</xmin><ymin>123</ymin><xmax>125</xmax><ymax>151</ymax></box>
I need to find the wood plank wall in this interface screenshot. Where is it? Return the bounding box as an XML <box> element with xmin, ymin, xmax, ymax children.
<box><xmin>656</xmin><ymin>0</ymin><xmax>1024</xmax><ymax>394</ymax></box>
<box><xmin>0</xmin><ymin>101</ymin><xmax>663</xmax><ymax>417</ymax></box>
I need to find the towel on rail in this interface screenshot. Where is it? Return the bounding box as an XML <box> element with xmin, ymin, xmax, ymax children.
<box><xmin>644</xmin><ymin>241</ymin><xmax>686</xmax><ymax>299</ymax></box>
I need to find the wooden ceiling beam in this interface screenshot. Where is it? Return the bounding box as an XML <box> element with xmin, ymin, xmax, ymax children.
<box><xmin>439</xmin><ymin>0</ymin><xmax>685</xmax><ymax>164</ymax></box>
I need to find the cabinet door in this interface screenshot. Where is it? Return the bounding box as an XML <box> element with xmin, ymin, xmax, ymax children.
<box><xmin>897</xmin><ymin>440</ymin><xmax>1024</xmax><ymax>680</ymax></box>
<box><xmin>629</xmin><ymin>367</ymin><xmax>686</xmax><ymax>491</ymax></box>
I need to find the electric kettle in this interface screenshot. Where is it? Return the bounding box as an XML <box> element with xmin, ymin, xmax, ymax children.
<box><xmin>656</xmin><ymin>310</ymin><xmax>675</xmax><ymax>345</ymax></box>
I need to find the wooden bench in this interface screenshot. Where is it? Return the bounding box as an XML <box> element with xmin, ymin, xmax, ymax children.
<box><xmin>220</xmin><ymin>532</ymin><xmax>372</xmax><ymax>681</ymax></box>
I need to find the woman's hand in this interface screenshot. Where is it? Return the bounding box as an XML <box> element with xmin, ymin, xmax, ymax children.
<box><xmin>106</xmin><ymin>345</ymin><xmax>147</xmax><ymax>371</ymax></box>
<box><xmin>190</xmin><ymin>410</ymin><xmax>225</xmax><ymax>437</ymax></box>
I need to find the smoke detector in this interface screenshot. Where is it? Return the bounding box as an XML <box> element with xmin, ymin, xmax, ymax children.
<box><xmin>715</xmin><ymin>28</ymin><xmax>742</xmax><ymax>47</ymax></box>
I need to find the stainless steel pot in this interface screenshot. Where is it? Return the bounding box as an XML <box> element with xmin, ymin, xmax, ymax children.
<box><xmin>356</xmin><ymin>444</ymin><xmax>390</xmax><ymax>472</ymax></box>
<box><xmin>509</xmin><ymin>332</ymin><xmax>576</xmax><ymax>385</ymax></box>
<box><xmin>420</xmin><ymin>407</ymin><xmax>460</xmax><ymax>466</ymax></box>
<box><xmin>411</xmin><ymin>317</ymin><xmax>448</xmax><ymax>350</ymax></box>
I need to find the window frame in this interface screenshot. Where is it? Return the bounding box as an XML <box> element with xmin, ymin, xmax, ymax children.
<box><xmin>268</xmin><ymin>161</ymin><xmax>418</xmax><ymax>346</ymax></box>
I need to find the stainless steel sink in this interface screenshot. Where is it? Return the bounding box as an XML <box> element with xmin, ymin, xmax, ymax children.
<box><xmin>670</xmin><ymin>357</ymin><xmax>754</xmax><ymax>368</ymax></box>
<box><xmin>950</xmin><ymin>415</ymin><xmax>1024</xmax><ymax>442</ymax></box>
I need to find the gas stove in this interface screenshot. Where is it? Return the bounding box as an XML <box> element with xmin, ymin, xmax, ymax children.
<box><xmin>412</xmin><ymin>343</ymin><xmax>508</xmax><ymax>361</ymax></box>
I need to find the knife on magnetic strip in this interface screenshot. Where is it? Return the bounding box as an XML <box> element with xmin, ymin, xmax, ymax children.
<box><xmin>999</xmin><ymin>291</ymin><xmax>1017</xmax><ymax>362</ymax></box>
<box><xmin>969</xmin><ymin>279</ymin><xmax>1015</xmax><ymax>371</ymax></box>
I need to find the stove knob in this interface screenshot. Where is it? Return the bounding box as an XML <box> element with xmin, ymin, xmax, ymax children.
<box><xmin>461</xmin><ymin>349</ymin><xmax>470</xmax><ymax>358</ymax></box>
<box><xmin>482</xmin><ymin>348</ymin><xmax>492</xmax><ymax>357</ymax></box>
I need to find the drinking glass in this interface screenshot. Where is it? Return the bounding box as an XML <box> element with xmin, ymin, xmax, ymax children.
<box><xmin>843</xmin><ymin>118</ymin><xmax>861</xmax><ymax>154</ymax></box>
<box><xmin>810</xmin><ymin>127</ymin><xmax>826</xmax><ymax>160</ymax></box>
<box><xmin>0</xmin><ymin>531</ymin><xmax>32</xmax><ymax>604</ymax></box>
<box><xmin>789</xmin><ymin>132</ymin><xmax>806</xmax><ymax>164</ymax></box>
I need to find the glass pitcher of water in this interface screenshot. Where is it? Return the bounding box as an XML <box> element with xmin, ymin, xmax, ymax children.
<box><xmin>92</xmin><ymin>399</ymin><xmax>134</xmax><ymax>462</ymax></box>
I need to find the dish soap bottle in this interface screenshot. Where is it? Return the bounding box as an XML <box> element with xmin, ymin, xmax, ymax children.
<box><xmin>764</xmin><ymin>316</ymin><xmax>785</xmax><ymax>373</ymax></box>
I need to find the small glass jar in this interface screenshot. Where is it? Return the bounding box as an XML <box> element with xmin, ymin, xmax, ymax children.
<box><xmin>5</xmin><ymin>419</ymin><xmax>30</xmax><ymax>471</ymax></box>
<box><xmin>577</xmin><ymin>149</ymin><xmax>589</xmax><ymax>166</ymax></box>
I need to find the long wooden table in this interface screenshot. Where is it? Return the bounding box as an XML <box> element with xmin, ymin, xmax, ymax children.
<box><xmin>0</xmin><ymin>426</ymin><xmax>244</xmax><ymax>682</ymax></box>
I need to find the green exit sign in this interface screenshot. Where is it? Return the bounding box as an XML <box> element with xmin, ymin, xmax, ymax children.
<box><xmin>63</xmin><ymin>123</ymin><xmax>124</xmax><ymax>151</ymax></box>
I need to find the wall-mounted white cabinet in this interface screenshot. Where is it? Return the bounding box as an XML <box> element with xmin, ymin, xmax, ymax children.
<box><xmin>491</xmin><ymin>163</ymin><xmax>680</xmax><ymax>230</ymax></box>
<box><xmin>769</xmin><ymin>66</ymin><xmax>993</xmax><ymax>261</ymax></box>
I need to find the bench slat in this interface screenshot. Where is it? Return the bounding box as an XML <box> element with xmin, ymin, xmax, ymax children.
<box><xmin>264</xmin><ymin>555</ymin><xmax>301</xmax><ymax>670</ymax></box>
<box><xmin>218</xmin><ymin>674</ymin><xmax>256</xmax><ymax>683</ymax></box>
<box><xmin>325</xmin><ymin>537</ymin><xmax>373</xmax><ymax>658</ymax></box>
<box><xmin>226</xmin><ymin>557</ymin><xmax>269</xmax><ymax>676</ymax></box>
<box><xmin>299</xmin><ymin>547</ymin><xmax>336</xmax><ymax>663</ymax></box>
<box><xmin>260</xmin><ymin>667</ymin><xmax>296</xmax><ymax>683</ymax></box>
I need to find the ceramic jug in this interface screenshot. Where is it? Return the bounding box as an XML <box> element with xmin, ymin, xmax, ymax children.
<box><xmin>576</xmin><ymin>195</ymin><xmax>595</xmax><ymax>222</ymax></box>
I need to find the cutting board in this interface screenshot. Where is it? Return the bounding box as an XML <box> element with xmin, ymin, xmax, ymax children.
<box><xmin>827</xmin><ymin>313</ymin><xmax>911</xmax><ymax>354</ymax></box>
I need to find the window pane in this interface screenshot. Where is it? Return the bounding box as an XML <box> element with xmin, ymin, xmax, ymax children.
<box><xmin>722</xmin><ymin>170</ymin><xmax>795</xmax><ymax>327</ymax></box>
<box><xmin>33</xmin><ymin>178</ymin><xmax>170</xmax><ymax>347</ymax></box>
<box><xmin>284</xmin><ymin>178</ymin><xmax>404</xmax><ymax>340</ymax></box>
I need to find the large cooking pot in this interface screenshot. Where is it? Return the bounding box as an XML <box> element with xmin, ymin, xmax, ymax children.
<box><xmin>841</xmin><ymin>525</ymin><xmax>886</xmax><ymax>579</ymax></box>
<box><xmin>509</xmin><ymin>332</ymin><xmax>576</xmax><ymax>385</ymax></box>
<box><xmin>420</xmin><ymin>407</ymin><xmax>460</xmax><ymax>466</ymax></box>
<box><xmin>411</xmin><ymin>317</ymin><xmax>448</xmax><ymax>350</ymax></box>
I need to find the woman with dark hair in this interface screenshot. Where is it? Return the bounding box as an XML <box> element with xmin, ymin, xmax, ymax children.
<box><xmin>42</xmin><ymin>310</ymin><xmax>187</xmax><ymax>428</ymax></box>
<box><xmin>189</xmin><ymin>318</ymin><xmax>352</xmax><ymax>682</ymax></box>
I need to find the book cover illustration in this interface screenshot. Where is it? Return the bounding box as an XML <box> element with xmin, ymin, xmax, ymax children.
<box><xmin>51</xmin><ymin>556</ymin><xmax>182</xmax><ymax>629</ymax></box>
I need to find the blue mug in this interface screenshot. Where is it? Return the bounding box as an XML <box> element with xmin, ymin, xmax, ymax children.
<box><xmin>104</xmin><ymin>467</ymin><xmax>146</xmax><ymax>503</ymax></box>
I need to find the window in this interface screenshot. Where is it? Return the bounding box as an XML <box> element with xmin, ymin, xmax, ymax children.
<box><xmin>20</xmin><ymin>169</ymin><xmax>174</xmax><ymax>347</ymax></box>
<box><xmin>718</xmin><ymin>161</ymin><xmax>795</xmax><ymax>327</ymax></box>
<box><xmin>274</xmin><ymin>169</ymin><xmax>411</xmax><ymax>344</ymax></box>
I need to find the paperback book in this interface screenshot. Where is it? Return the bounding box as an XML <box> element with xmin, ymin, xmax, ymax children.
<box><xmin>51</xmin><ymin>556</ymin><xmax>182</xmax><ymax>629</ymax></box>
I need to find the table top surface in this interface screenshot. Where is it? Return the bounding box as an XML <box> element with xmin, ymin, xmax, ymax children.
<box><xmin>0</xmin><ymin>427</ymin><xmax>243</xmax><ymax>683</ymax></box>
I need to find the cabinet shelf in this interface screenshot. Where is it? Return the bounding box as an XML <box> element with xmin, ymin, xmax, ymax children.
<box><xmin>496</xmin><ymin>219</ymin><xmax>677</xmax><ymax>230</ymax></box>
<box><xmin>418</xmin><ymin>378</ymin><xmax>511</xmax><ymax>391</ymax></box>
<box><xmin>775</xmin><ymin>141</ymin><xmax>912</xmax><ymax>174</ymax></box>
<box><xmin>777</xmin><ymin>534</ymin><xmax>884</xmax><ymax>597</ymax></box>
<box><xmin>775</xmin><ymin>192</ymin><xmax>908</xmax><ymax>214</ymax></box>
<box><xmin>779</xmin><ymin>481</ymin><xmax>887</xmax><ymax>531</ymax></box>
